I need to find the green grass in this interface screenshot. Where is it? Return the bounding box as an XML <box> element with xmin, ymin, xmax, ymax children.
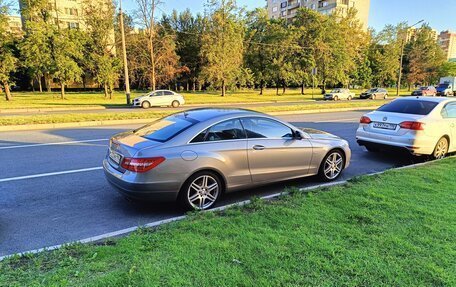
<box><xmin>1</xmin><ymin>158</ymin><xmax>455</xmax><ymax>286</ymax></box>
<box><xmin>0</xmin><ymin>100</ymin><xmax>388</xmax><ymax>126</ymax></box>
<box><xmin>0</xmin><ymin>88</ymin><xmax>410</xmax><ymax>110</ymax></box>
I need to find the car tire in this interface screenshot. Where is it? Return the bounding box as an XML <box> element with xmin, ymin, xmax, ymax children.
<box><xmin>333</xmin><ymin>96</ymin><xmax>339</xmax><ymax>101</ymax></box>
<box><xmin>372</xmin><ymin>94</ymin><xmax>376</xmax><ymax>100</ymax></box>
<box><xmin>384</xmin><ymin>94</ymin><xmax>388</xmax><ymax>99</ymax></box>
<box><xmin>432</xmin><ymin>137</ymin><xmax>449</xmax><ymax>160</ymax></box>
<box><xmin>141</xmin><ymin>101</ymin><xmax>151</xmax><ymax>109</ymax></box>
<box><xmin>171</xmin><ymin>100</ymin><xmax>180</xmax><ymax>108</ymax></box>
<box><xmin>348</xmin><ymin>96</ymin><xmax>352</xmax><ymax>101</ymax></box>
<box><xmin>178</xmin><ymin>171</ymin><xmax>223</xmax><ymax>211</ymax></box>
<box><xmin>318</xmin><ymin>150</ymin><xmax>345</xmax><ymax>182</ymax></box>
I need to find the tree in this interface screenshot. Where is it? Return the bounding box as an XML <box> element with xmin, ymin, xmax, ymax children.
<box><xmin>439</xmin><ymin>62</ymin><xmax>456</xmax><ymax>77</ymax></box>
<box><xmin>82</xmin><ymin>0</ymin><xmax>120</xmax><ymax>98</ymax></box>
<box><xmin>405</xmin><ymin>25</ymin><xmax>446</xmax><ymax>86</ymax></box>
<box><xmin>136</xmin><ymin>0</ymin><xmax>162</xmax><ymax>90</ymax></box>
<box><xmin>52</xmin><ymin>28</ymin><xmax>84</xmax><ymax>99</ymax></box>
<box><xmin>244</xmin><ymin>8</ymin><xmax>272</xmax><ymax>95</ymax></box>
<box><xmin>200</xmin><ymin>0</ymin><xmax>244</xmax><ymax>97</ymax></box>
<box><xmin>0</xmin><ymin>0</ymin><xmax>17</xmax><ymax>101</ymax></box>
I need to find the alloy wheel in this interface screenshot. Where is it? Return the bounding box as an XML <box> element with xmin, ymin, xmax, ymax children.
<box><xmin>187</xmin><ymin>175</ymin><xmax>220</xmax><ymax>210</ymax></box>
<box><xmin>433</xmin><ymin>138</ymin><xmax>448</xmax><ymax>160</ymax></box>
<box><xmin>323</xmin><ymin>152</ymin><xmax>344</xmax><ymax>180</ymax></box>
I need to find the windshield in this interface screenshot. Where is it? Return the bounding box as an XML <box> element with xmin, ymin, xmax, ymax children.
<box><xmin>377</xmin><ymin>99</ymin><xmax>438</xmax><ymax>115</ymax></box>
<box><xmin>134</xmin><ymin>114</ymin><xmax>199</xmax><ymax>142</ymax></box>
<box><xmin>368</xmin><ymin>89</ymin><xmax>377</xmax><ymax>92</ymax></box>
<box><xmin>420</xmin><ymin>87</ymin><xmax>429</xmax><ymax>90</ymax></box>
<box><xmin>438</xmin><ymin>84</ymin><xmax>449</xmax><ymax>88</ymax></box>
<box><xmin>331</xmin><ymin>89</ymin><xmax>341</xmax><ymax>93</ymax></box>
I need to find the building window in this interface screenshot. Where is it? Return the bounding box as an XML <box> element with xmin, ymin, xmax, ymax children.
<box><xmin>272</xmin><ymin>6</ymin><xmax>278</xmax><ymax>12</ymax></box>
<box><xmin>281</xmin><ymin>2</ymin><xmax>287</xmax><ymax>8</ymax></box>
<box><xmin>68</xmin><ymin>22</ymin><xmax>79</xmax><ymax>29</ymax></box>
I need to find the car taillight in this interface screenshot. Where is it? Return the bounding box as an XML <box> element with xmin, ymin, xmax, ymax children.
<box><xmin>360</xmin><ymin>116</ymin><xmax>372</xmax><ymax>124</ymax></box>
<box><xmin>399</xmin><ymin>121</ymin><xmax>424</xmax><ymax>130</ymax></box>
<box><xmin>121</xmin><ymin>157</ymin><xmax>165</xmax><ymax>173</ymax></box>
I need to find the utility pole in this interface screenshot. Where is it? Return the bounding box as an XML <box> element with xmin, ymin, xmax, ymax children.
<box><xmin>396</xmin><ymin>20</ymin><xmax>424</xmax><ymax>97</ymax></box>
<box><xmin>119</xmin><ymin>0</ymin><xmax>131</xmax><ymax>105</ymax></box>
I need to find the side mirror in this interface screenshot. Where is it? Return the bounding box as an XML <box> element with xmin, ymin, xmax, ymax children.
<box><xmin>293</xmin><ymin>130</ymin><xmax>303</xmax><ymax>140</ymax></box>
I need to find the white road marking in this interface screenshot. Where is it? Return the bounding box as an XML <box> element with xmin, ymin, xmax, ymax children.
<box><xmin>0</xmin><ymin>139</ymin><xmax>109</xmax><ymax>150</ymax></box>
<box><xmin>0</xmin><ymin>167</ymin><xmax>103</xmax><ymax>183</ymax></box>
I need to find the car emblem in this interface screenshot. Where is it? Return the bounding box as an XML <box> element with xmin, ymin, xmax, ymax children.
<box><xmin>383</xmin><ymin>117</ymin><xmax>387</xmax><ymax>122</ymax></box>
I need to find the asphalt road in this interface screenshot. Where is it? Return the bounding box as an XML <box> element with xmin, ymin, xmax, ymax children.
<box><xmin>0</xmin><ymin>110</ymin><xmax>417</xmax><ymax>256</ymax></box>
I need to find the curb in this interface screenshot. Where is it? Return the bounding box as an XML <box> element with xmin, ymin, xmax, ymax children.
<box><xmin>0</xmin><ymin>106</ymin><xmax>377</xmax><ymax>132</ymax></box>
<box><xmin>0</xmin><ymin>156</ymin><xmax>450</xmax><ymax>262</ymax></box>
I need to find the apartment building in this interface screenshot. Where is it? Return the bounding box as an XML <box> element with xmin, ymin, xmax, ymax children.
<box><xmin>266</xmin><ymin>0</ymin><xmax>370</xmax><ymax>30</ymax></box>
<box><xmin>405</xmin><ymin>27</ymin><xmax>438</xmax><ymax>43</ymax></box>
<box><xmin>438</xmin><ymin>30</ymin><xmax>456</xmax><ymax>61</ymax></box>
<box><xmin>6</xmin><ymin>15</ymin><xmax>23</xmax><ymax>36</ymax></box>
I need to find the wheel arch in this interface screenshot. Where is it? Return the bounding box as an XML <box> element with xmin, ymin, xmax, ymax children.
<box><xmin>178</xmin><ymin>167</ymin><xmax>228</xmax><ymax>195</ymax></box>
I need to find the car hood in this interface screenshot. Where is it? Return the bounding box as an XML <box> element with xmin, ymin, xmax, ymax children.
<box><xmin>299</xmin><ymin>128</ymin><xmax>340</xmax><ymax>140</ymax></box>
<box><xmin>134</xmin><ymin>95</ymin><xmax>147</xmax><ymax>101</ymax></box>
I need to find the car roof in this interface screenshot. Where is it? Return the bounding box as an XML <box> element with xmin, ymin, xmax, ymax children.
<box><xmin>171</xmin><ymin>108</ymin><xmax>263</xmax><ymax>122</ymax></box>
<box><xmin>397</xmin><ymin>96</ymin><xmax>453</xmax><ymax>103</ymax></box>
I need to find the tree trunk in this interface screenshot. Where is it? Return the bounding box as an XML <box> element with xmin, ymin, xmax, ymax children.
<box><xmin>46</xmin><ymin>74</ymin><xmax>52</xmax><ymax>92</ymax></box>
<box><xmin>186</xmin><ymin>81</ymin><xmax>189</xmax><ymax>92</ymax></box>
<box><xmin>282</xmin><ymin>80</ymin><xmax>286</xmax><ymax>95</ymax></box>
<box><xmin>108</xmin><ymin>83</ymin><xmax>113</xmax><ymax>100</ymax></box>
<box><xmin>259</xmin><ymin>79</ymin><xmax>264</xmax><ymax>95</ymax></box>
<box><xmin>276</xmin><ymin>83</ymin><xmax>279</xmax><ymax>95</ymax></box>
<box><xmin>221</xmin><ymin>80</ymin><xmax>226</xmax><ymax>97</ymax></box>
<box><xmin>38</xmin><ymin>76</ymin><xmax>43</xmax><ymax>93</ymax></box>
<box><xmin>104</xmin><ymin>83</ymin><xmax>109</xmax><ymax>98</ymax></box>
<box><xmin>31</xmin><ymin>79</ymin><xmax>35</xmax><ymax>92</ymax></box>
<box><xmin>60</xmin><ymin>83</ymin><xmax>65</xmax><ymax>99</ymax></box>
<box><xmin>301</xmin><ymin>83</ymin><xmax>305</xmax><ymax>95</ymax></box>
<box><xmin>4</xmin><ymin>82</ymin><xmax>12</xmax><ymax>101</ymax></box>
<box><xmin>192</xmin><ymin>81</ymin><xmax>196</xmax><ymax>92</ymax></box>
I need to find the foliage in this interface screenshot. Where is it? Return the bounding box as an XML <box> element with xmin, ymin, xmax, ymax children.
<box><xmin>439</xmin><ymin>62</ymin><xmax>456</xmax><ymax>77</ymax></box>
<box><xmin>0</xmin><ymin>0</ymin><xmax>17</xmax><ymax>101</ymax></box>
<box><xmin>200</xmin><ymin>0</ymin><xmax>244</xmax><ymax>96</ymax></box>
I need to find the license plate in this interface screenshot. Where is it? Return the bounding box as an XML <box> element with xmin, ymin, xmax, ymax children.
<box><xmin>109</xmin><ymin>150</ymin><xmax>121</xmax><ymax>165</ymax></box>
<box><xmin>373</xmin><ymin>122</ymin><xmax>397</xmax><ymax>130</ymax></box>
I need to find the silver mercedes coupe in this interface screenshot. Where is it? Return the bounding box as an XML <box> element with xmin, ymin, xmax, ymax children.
<box><xmin>103</xmin><ymin>109</ymin><xmax>351</xmax><ymax>210</ymax></box>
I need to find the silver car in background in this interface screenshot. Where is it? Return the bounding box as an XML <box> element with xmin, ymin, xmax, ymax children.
<box><xmin>103</xmin><ymin>109</ymin><xmax>351</xmax><ymax>210</ymax></box>
<box><xmin>356</xmin><ymin>97</ymin><xmax>456</xmax><ymax>159</ymax></box>
<box><xmin>133</xmin><ymin>90</ymin><xmax>185</xmax><ymax>109</ymax></box>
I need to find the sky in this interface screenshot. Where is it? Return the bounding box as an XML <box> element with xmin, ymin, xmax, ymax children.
<box><xmin>10</xmin><ymin>0</ymin><xmax>456</xmax><ymax>32</ymax></box>
<box><xmin>121</xmin><ymin>0</ymin><xmax>456</xmax><ymax>32</ymax></box>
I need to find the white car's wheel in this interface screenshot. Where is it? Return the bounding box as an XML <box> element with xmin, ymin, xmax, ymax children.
<box><xmin>348</xmin><ymin>96</ymin><xmax>352</xmax><ymax>101</ymax></box>
<box><xmin>141</xmin><ymin>101</ymin><xmax>151</xmax><ymax>109</ymax></box>
<box><xmin>171</xmin><ymin>100</ymin><xmax>180</xmax><ymax>108</ymax></box>
<box><xmin>384</xmin><ymin>94</ymin><xmax>388</xmax><ymax>99</ymax></box>
<box><xmin>333</xmin><ymin>96</ymin><xmax>339</xmax><ymax>101</ymax></box>
<box><xmin>432</xmin><ymin>137</ymin><xmax>449</xmax><ymax>160</ymax></box>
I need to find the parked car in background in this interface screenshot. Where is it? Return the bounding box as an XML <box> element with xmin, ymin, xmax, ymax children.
<box><xmin>356</xmin><ymin>97</ymin><xmax>456</xmax><ymax>159</ymax></box>
<box><xmin>436</xmin><ymin>77</ymin><xmax>456</xmax><ymax>96</ymax></box>
<box><xmin>104</xmin><ymin>109</ymin><xmax>351</xmax><ymax>210</ymax></box>
<box><xmin>360</xmin><ymin>88</ymin><xmax>388</xmax><ymax>100</ymax></box>
<box><xmin>133</xmin><ymin>90</ymin><xmax>185</xmax><ymax>109</ymax></box>
<box><xmin>411</xmin><ymin>86</ymin><xmax>437</xmax><ymax>97</ymax></box>
<box><xmin>323</xmin><ymin>88</ymin><xmax>355</xmax><ymax>101</ymax></box>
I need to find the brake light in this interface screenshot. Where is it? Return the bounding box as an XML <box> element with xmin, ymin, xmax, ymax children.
<box><xmin>360</xmin><ymin>116</ymin><xmax>372</xmax><ymax>124</ymax></box>
<box><xmin>121</xmin><ymin>157</ymin><xmax>165</xmax><ymax>173</ymax></box>
<box><xmin>399</xmin><ymin>121</ymin><xmax>424</xmax><ymax>130</ymax></box>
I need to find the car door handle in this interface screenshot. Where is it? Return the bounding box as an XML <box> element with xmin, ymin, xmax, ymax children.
<box><xmin>253</xmin><ymin>145</ymin><xmax>265</xmax><ymax>151</ymax></box>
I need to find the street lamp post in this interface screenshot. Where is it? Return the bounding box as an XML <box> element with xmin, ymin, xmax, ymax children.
<box><xmin>396</xmin><ymin>20</ymin><xmax>424</xmax><ymax>97</ymax></box>
<box><xmin>119</xmin><ymin>0</ymin><xmax>131</xmax><ymax>105</ymax></box>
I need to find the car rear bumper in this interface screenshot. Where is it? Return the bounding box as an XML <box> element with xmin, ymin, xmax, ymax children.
<box><xmin>103</xmin><ymin>159</ymin><xmax>180</xmax><ymax>202</ymax></box>
<box><xmin>356</xmin><ymin>129</ymin><xmax>435</xmax><ymax>155</ymax></box>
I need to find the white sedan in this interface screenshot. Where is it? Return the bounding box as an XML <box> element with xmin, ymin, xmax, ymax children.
<box><xmin>356</xmin><ymin>97</ymin><xmax>456</xmax><ymax>159</ymax></box>
<box><xmin>324</xmin><ymin>88</ymin><xmax>355</xmax><ymax>101</ymax></box>
<box><xmin>133</xmin><ymin>90</ymin><xmax>185</xmax><ymax>109</ymax></box>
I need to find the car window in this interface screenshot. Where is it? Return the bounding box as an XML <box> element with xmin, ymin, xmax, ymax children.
<box><xmin>134</xmin><ymin>114</ymin><xmax>199</xmax><ymax>142</ymax></box>
<box><xmin>240</xmin><ymin>117</ymin><xmax>293</xmax><ymax>139</ymax></box>
<box><xmin>442</xmin><ymin>103</ymin><xmax>456</xmax><ymax>119</ymax></box>
<box><xmin>151</xmin><ymin>91</ymin><xmax>164</xmax><ymax>96</ymax></box>
<box><xmin>204</xmin><ymin>119</ymin><xmax>246</xmax><ymax>142</ymax></box>
<box><xmin>163</xmin><ymin>91</ymin><xmax>174</xmax><ymax>96</ymax></box>
<box><xmin>378</xmin><ymin>99</ymin><xmax>438</xmax><ymax>115</ymax></box>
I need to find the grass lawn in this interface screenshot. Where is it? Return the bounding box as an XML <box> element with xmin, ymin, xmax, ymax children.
<box><xmin>0</xmin><ymin>100</ymin><xmax>388</xmax><ymax>126</ymax></box>
<box><xmin>0</xmin><ymin>88</ymin><xmax>410</xmax><ymax>110</ymax></box>
<box><xmin>1</xmin><ymin>158</ymin><xmax>455</xmax><ymax>286</ymax></box>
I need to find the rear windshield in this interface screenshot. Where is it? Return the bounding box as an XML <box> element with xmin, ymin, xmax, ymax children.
<box><xmin>134</xmin><ymin>114</ymin><xmax>199</xmax><ymax>142</ymax></box>
<box><xmin>377</xmin><ymin>99</ymin><xmax>438</xmax><ymax>115</ymax></box>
